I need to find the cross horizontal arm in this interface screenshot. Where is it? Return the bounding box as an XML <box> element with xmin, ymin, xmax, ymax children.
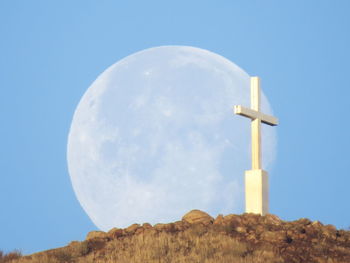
<box><xmin>234</xmin><ymin>105</ymin><xmax>278</xmax><ymax>126</ymax></box>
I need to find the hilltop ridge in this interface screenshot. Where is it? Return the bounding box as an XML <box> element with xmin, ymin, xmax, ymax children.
<box><xmin>7</xmin><ymin>210</ymin><xmax>350</xmax><ymax>263</ymax></box>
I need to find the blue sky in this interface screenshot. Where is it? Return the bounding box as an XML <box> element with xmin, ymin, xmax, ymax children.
<box><xmin>1</xmin><ymin>0</ymin><xmax>350</xmax><ymax>255</ymax></box>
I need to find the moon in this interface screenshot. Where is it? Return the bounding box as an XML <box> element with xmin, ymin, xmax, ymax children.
<box><xmin>67</xmin><ymin>46</ymin><xmax>276</xmax><ymax>231</ymax></box>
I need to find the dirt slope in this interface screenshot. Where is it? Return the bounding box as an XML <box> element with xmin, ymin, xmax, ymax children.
<box><xmin>8</xmin><ymin>210</ymin><xmax>350</xmax><ymax>263</ymax></box>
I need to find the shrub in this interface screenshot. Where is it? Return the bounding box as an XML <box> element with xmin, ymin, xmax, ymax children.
<box><xmin>69</xmin><ymin>241</ymin><xmax>90</xmax><ymax>257</ymax></box>
<box><xmin>188</xmin><ymin>224</ymin><xmax>207</xmax><ymax>236</ymax></box>
<box><xmin>52</xmin><ymin>250</ymin><xmax>72</xmax><ymax>262</ymax></box>
<box><xmin>0</xmin><ymin>249</ymin><xmax>22</xmax><ymax>263</ymax></box>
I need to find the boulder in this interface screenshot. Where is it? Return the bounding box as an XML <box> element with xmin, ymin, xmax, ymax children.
<box><xmin>174</xmin><ymin>220</ymin><xmax>188</xmax><ymax>231</ymax></box>
<box><xmin>142</xmin><ymin>223</ymin><xmax>152</xmax><ymax>229</ymax></box>
<box><xmin>295</xmin><ymin>218</ymin><xmax>312</xmax><ymax>226</ymax></box>
<box><xmin>154</xmin><ymin>223</ymin><xmax>167</xmax><ymax>231</ymax></box>
<box><xmin>86</xmin><ymin>231</ymin><xmax>108</xmax><ymax>240</ymax></box>
<box><xmin>260</xmin><ymin>230</ymin><xmax>285</xmax><ymax>242</ymax></box>
<box><xmin>235</xmin><ymin>226</ymin><xmax>247</xmax><ymax>234</ymax></box>
<box><xmin>68</xmin><ymin>241</ymin><xmax>80</xmax><ymax>246</ymax></box>
<box><xmin>135</xmin><ymin>227</ymin><xmax>145</xmax><ymax>234</ymax></box>
<box><xmin>223</xmin><ymin>214</ymin><xmax>239</xmax><ymax>221</ymax></box>
<box><xmin>213</xmin><ymin>214</ymin><xmax>224</xmax><ymax>225</ymax></box>
<box><xmin>108</xmin><ymin>228</ymin><xmax>124</xmax><ymax>239</ymax></box>
<box><xmin>223</xmin><ymin>214</ymin><xmax>242</xmax><ymax>226</ymax></box>
<box><xmin>125</xmin><ymin>223</ymin><xmax>140</xmax><ymax>234</ymax></box>
<box><xmin>154</xmin><ymin>223</ymin><xmax>176</xmax><ymax>232</ymax></box>
<box><xmin>182</xmin><ymin>210</ymin><xmax>214</xmax><ymax>225</ymax></box>
<box><xmin>264</xmin><ymin>214</ymin><xmax>282</xmax><ymax>225</ymax></box>
<box><xmin>311</xmin><ymin>220</ymin><xmax>323</xmax><ymax>227</ymax></box>
<box><xmin>242</xmin><ymin>213</ymin><xmax>262</xmax><ymax>225</ymax></box>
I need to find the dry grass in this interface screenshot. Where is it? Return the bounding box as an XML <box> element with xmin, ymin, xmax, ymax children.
<box><xmin>0</xmin><ymin>250</ymin><xmax>22</xmax><ymax>263</ymax></box>
<box><xmin>82</xmin><ymin>229</ymin><xmax>280</xmax><ymax>263</ymax></box>
<box><xmin>10</xmin><ymin>229</ymin><xmax>283</xmax><ymax>263</ymax></box>
<box><xmin>13</xmin><ymin>241</ymin><xmax>90</xmax><ymax>263</ymax></box>
<box><xmin>5</xmin><ymin>212</ymin><xmax>350</xmax><ymax>263</ymax></box>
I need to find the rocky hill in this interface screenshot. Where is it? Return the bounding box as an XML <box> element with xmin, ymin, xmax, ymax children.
<box><xmin>5</xmin><ymin>210</ymin><xmax>350</xmax><ymax>263</ymax></box>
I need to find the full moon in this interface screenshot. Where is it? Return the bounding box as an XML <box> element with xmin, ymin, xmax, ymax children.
<box><xmin>67</xmin><ymin>46</ymin><xmax>276</xmax><ymax>231</ymax></box>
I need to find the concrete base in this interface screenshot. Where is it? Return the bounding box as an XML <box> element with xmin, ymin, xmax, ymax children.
<box><xmin>245</xmin><ymin>169</ymin><xmax>269</xmax><ymax>215</ymax></box>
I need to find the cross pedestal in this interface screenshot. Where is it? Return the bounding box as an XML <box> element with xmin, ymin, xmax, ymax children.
<box><xmin>234</xmin><ymin>77</ymin><xmax>278</xmax><ymax>215</ymax></box>
<box><xmin>245</xmin><ymin>169</ymin><xmax>268</xmax><ymax>215</ymax></box>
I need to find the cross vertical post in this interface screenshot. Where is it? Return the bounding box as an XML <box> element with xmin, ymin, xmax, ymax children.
<box><xmin>251</xmin><ymin>77</ymin><xmax>261</xmax><ymax>170</ymax></box>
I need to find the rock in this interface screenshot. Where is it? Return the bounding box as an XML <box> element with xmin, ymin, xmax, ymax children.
<box><xmin>241</xmin><ymin>213</ymin><xmax>263</xmax><ymax>227</ymax></box>
<box><xmin>213</xmin><ymin>214</ymin><xmax>224</xmax><ymax>225</ymax></box>
<box><xmin>154</xmin><ymin>223</ymin><xmax>176</xmax><ymax>232</ymax></box>
<box><xmin>154</xmin><ymin>223</ymin><xmax>167</xmax><ymax>231</ymax></box>
<box><xmin>260</xmin><ymin>230</ymin><xmax>276</xmax><ymax>240</ymax></box>
<box><xmin>311</xmin><ymin>220</ymin><xmax>323</xmax><ymax>227</ymax></box>
<box><xmin>264</xmin><ymin>214</ymin><xmax>281</xmax><ymax>225</ymax></box>
<box><xmin>255</xmin><ymin>225</ymin><xmax>265</xmax><ymax>235</ymax></box>
<box><xmin>235</xmin><ymin>226</ymin><xmax>247</xmax><ymax>233</ymax></box>
<box><xmin>260</xmin><ymin>230</ymin><xmax>285</xmax><ymax>242</ymax></box>
<box><xmin>125</xmin><ymin>223</ymin><xmax>140</xmax><ymax>234</ymax></box>
<box><xmin>336</xmin><ymin>233</ymin><xmax>346</xmax><ymax>242</ymax></box>
<box><xmin>295</xmin><ymin>218</ymin><xmax>312</xmax><ymax>226</ymax></box>
<box><xmin>311</xmin><ymin>238</ymin><xmax>318</xmax><ymax>243</ymax></box>
<box><xmin>247</xmin><ymin>233</ymin><xmax>257</xmax><ymax>242</ymax></box>
<box><xmin>174</xmin><ymin>220</ymin><xmax>188</xmax><ymax>231</ymax></box>
<box><xmin>135</xmin><ymin>227</ymin><xmax>144</xmax><ymax>234</ymax></box>
<box><xmin>68</xmin><ymin>241</ymin><xmax>80</xmax><ymax>246</ymax></box>
<box><xmin>86</xmin><ymin>231</ymin><xmax>108</xmax><ymax>240</ymax></box>
<box><xmin>324</xmin><ymin>224</ymin><xmax>336</xmax><ymax>232</ymax></box>
<box><xmin>154</xmin><ymin>223</ymin><xmax>165</xmax><ymax>230</ymax></box>
<box><xmin>323</xmin><ymin>225</ymin><xmax>337</xmax><ymax>239</ymax></box>
<box><xmin>286</xmin><ymin>230</ymin><xmax>293</xmax><ymax>236</ymax></box>
<box><xmin>305</xmin><ymin>224</ymin><xmax>320</xmax><ymax>236</ymax></box>
<box><xmin>108</xmin><ymin>228</ymin><xmax>124</xmax><ymax>239</ymax></box>
<box><xmin>182</xmin><ymin>210</ymin><xmax>213</xmax><ymax>225</ymax></box>
<box><xmin>223</xmin><ymin>214</ymin><xmax>240</xmax><ymax>221</ymax></box>
<box><xmin>223</xmin><ymin>214</ymin><xmax>242</xmax><ymax>226</ymax></box>
<box><xmin>142</xmin><ymin>223</ymin><xmax>152</xmax><ymax>229</ymax></box>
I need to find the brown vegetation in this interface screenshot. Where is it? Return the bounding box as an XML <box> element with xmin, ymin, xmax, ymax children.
<box><xmin>0</xmin><ymin>250</ymin><xmax>22</xmax><ymax>263</ymax></box>
<box><xmin>6</xmin><ymin>210</ymin><xmax>350</xmax><ymax>263</ymax></box>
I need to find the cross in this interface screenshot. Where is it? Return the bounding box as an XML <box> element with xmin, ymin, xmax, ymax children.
<box><xmin>234</xmin><ymin>76</ymin><xmax>278</xmax><ymax>215</ymax></box>
<box><xmin>234</xmin><ymin>77</ymin><xmax>278</xmax><ymax>169</ymax></box>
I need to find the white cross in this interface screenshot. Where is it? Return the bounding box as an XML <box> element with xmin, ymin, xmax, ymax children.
<box><xmin>234</xmin><ymin>76</ymin><xmax>278</xmax><ymax>170</ymax></box>
<box><xmin>234</xmin><ymin>76</ymin><xmax>278</xmax><ymax>215</ymax></box>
